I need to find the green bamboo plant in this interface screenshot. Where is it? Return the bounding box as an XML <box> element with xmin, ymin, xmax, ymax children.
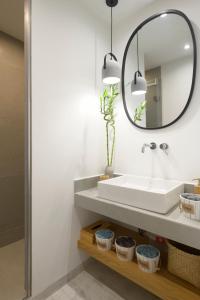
<box><xmin>100</xmin><ymin>85</ymin><xmax>119</xmax><ymax>168</ymax></box>
<box><xmin>134</xmin><ymin>100</ymin><xmax>147</xmax><ymax>123</ymax></box>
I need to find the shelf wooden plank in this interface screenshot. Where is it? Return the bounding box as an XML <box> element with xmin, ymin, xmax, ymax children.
<box><xmin>78</xmin><ymin>239</ymin><xmax>200</xmax><ymax>300</ymax></box>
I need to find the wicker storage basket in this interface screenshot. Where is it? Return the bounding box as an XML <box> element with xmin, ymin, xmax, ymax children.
<box><xmin>167</xmin><ymin>240</ymin><xmax>200</xmax><ymax>288</ymax></box>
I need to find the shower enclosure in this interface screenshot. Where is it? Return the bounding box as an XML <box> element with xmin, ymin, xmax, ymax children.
<box><xmin>0</xmin><ymin>0</ymin><xmax>31</xmax><ymax>299</ymax></box>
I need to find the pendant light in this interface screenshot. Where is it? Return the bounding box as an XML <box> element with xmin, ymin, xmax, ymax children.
<box><xmin>102</xmin><ymin>0</ymin><xmax>121</xmax><ymax>85</ymax></box>
<box><xmin>131</xmin><ymin>33</ymin><xmax>147</xmax><ymax>95</ymax></box>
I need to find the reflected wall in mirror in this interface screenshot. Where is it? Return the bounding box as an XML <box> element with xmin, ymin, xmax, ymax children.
<box><xmin>122</xmin><ymin>10</ymin><xmax>197</xmax><ymax>129</ymax></box>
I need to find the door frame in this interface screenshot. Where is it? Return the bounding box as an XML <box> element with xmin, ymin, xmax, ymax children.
<box><xmin>24</xmin><ymin>0</ymin><xmax>32</xmax><ymax>297</ymax></box>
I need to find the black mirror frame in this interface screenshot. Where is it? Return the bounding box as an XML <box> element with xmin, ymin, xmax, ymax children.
<box><xmin>121</xmin><ymin>9</ymin><xmax>197</xmax><ymax>130</ymax></box>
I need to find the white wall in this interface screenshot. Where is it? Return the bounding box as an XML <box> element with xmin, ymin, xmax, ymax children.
<box><xmin>161</xmin><ymin>55</ymin><xmax>193</xmax><ymax>124</ymax></box>
<box><xmin>31</xmin><ymin>0</ymin><xmax>108</xmax><ymax>296</ymax></box>
<box><xmin>114</xmin><ymin>0</ymin><xmax>200</xmax><ymax>181</ymax></box>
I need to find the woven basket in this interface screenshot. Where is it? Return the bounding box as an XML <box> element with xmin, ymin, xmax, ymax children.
<box><xmin>167</xmin><ymin>240</ymin><xmax>200</xmax><ymax>288</ymax></box>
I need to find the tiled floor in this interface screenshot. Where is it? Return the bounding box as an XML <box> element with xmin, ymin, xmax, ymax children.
<box><xmin>48</xmin><ymin>271</ymin><xmax>124</xmax><ymax>300</ymax></box>
<box><xmin>47</xmin><ymin>259</ymin><xmax>159</xmax><ymax>300</ymax></box>
<box><xmin>0</xmin><ymin>240</ymin><xmax>26</xmax><ymax>300</ymax></box>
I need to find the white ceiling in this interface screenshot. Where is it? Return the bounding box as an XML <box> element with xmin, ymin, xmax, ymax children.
<box><xmin>0</xmin><ymin>0</ymin><xmax>155</xmax><ymax>42</ymax></box>
<box><xmin>81</xmin><ymin>0</ymin><xmax>155</xmax><ymax>23</ymax></box>
<box><xmin>0</xmin><ymin>0</ymin><xmax>24</xmax><ymax>41</ymax></box>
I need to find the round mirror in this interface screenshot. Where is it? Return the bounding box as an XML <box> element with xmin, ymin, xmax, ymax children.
<box><xmin>122</xmin><ymin>10</ymin><xmax>197</xmax><ymax>130</ymax></box>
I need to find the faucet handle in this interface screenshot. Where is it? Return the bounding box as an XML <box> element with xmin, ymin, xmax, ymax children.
<box><xmin>160</xmin><ymin>143</ymin><xmax>169</xmax><ymax>150</ymax></box>
<box><xmin>160</xmin><ymin>143</ymin><xmax>169</xmax><ymax>155</ymax></box>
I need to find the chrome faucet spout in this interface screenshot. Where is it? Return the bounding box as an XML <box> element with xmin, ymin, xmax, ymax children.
<box><xmin>141</xmin><ymin>142</ymin><xmax>157</xmax><ymax>153</ymax></box>
<box><xmin>142</xmin><ymin>143</ymin><xmax>149</xmax><ymax>153</ymax></box>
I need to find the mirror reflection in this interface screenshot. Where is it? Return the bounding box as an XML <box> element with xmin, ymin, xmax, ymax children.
<box><xmin>123</xmin><ymin>12</ymin><xmax>195</xmax><ymax>129</ymax></box>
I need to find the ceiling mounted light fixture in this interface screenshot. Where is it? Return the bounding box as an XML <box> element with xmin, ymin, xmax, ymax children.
<box><xmin>131</xmin><ymin>33</ymin><xmax>147</xmax><ymax>95</ymax></box>
<box><xmin>102</xmin><ymin>0</ymin><xmax>121</xmax><ymax>85</ymax></box>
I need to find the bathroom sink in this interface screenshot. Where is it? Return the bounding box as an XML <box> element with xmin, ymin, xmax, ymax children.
<box><xmin>98</xmin><ymin>175</ymin><xmax>184</xmax><ymax>214</ymax></box>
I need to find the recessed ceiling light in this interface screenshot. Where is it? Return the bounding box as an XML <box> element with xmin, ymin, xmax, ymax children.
<box><xmin>184</xmin><ymin>44</ymin><xmax>190</xmax><ymax>50</ymax></box>
<box><xmin>161</xmin><ymin>13</ymin><xmax>167</xmax><ymax>18</ymax></box>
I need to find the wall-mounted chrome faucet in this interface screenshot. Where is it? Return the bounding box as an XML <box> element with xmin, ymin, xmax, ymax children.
<box><xmin>141</xmin><ymin>142</ymin><xmax>157</xmax><ymax>153</ymax></box>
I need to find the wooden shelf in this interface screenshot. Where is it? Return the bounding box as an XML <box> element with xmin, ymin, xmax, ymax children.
<box><xmin>78</xmin><ymin>220</ymin><xmax>200</xmax><ymax>300</ymax></box>
<box><xmin>75</xmin><ymin>186</ymin><xmax>200</xmax><ymax>250</ymax></box>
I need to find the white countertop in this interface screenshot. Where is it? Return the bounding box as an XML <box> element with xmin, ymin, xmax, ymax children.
<box><xmin>75</xmin><ymin>187</ymin><xmax>200</xmax><ymax>249</ymax></box>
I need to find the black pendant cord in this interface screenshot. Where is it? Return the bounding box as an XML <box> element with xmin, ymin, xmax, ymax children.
<box><xmin>134</xmin><ymin>33</ymin><xmax>142</xmax><ymax>83</ymax></box>
<box><xmin>137</xmin><ymin>33</ymin><xmax>140</xmax><ymax>72</ymax></box>
<box><xmin>111</xmin><ymin>7</ymin><xmax>113</xmax><ymax>58</ymax></box>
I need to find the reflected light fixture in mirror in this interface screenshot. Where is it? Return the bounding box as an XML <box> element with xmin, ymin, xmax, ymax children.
<box><xmin>102</xmin><ymin>0</ymin><xmax>121</xmax><ymax>85</ymax></box>
<box><xmin>184</xmin><ymin>44</ymin><xmax>190</xmax><ymax>50</ymax></box>
<box><xmin>131</xmin><ymin>33</ymin><xmax>147</xmax><ymax>95</ymax></box>
<box><xmin>131</xmin><ymin>72</ymin><xmax>147</xmax><ymax>95</ymax></box>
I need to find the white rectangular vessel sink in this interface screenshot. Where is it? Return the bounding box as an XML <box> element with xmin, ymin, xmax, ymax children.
<box><xmin>98</xmin><ymin>175</ymin><xmax>184</xmax><ymax>214</ymax></box>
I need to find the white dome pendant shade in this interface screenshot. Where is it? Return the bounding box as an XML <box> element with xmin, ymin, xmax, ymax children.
<box><xmin>102</xmin><ymin>0</ymin><xmax>121</xmax><ymax>85</ymax></box>
<box><xmin>102</xmin><ymin>53</ymin><xmax>121</xmax><ymax>85</ymax></box>
<box><xmin>131</xmin><ymin>70</ymin><xmax>147</xmax><ymax>95</ymax></box>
